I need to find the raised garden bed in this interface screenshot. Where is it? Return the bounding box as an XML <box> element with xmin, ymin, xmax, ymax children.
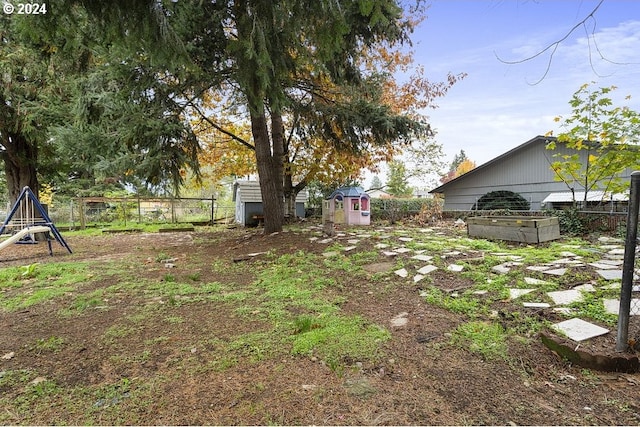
<box><xmin>467</xmin><ymin>216</ymin><xmax>560</xmax><ymax>243</ymax></box>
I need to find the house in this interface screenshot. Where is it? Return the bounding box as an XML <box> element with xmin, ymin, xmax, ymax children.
<box><xmin>429</xmin><ymin>135</ymin><xmax>635</xmax><ymax>211</ymax></box>
<box><xmin>322</xmin><ymin>186</ymin><xmax>371</xmax><ymax>225</ymax></box>
<box><xmin>233</xmin><ymin>180</ymin><xmax>308</xmax><ymax>226</ymax></box>
<box><xmin>366</xmin><ymin>188</ymin><xmax>392</xmax><ymax>199</ymax></box>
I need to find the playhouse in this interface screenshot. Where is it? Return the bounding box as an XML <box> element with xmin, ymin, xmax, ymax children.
<box><xmin>322</xmin><ymin>186</ymin><xmax>371</xmax><ymax>226</ymax></box>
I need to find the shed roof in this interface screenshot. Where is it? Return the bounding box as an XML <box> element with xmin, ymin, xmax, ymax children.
<box><xmin>233</xmin><ymin>180</ymin><xmax>308</xmax><ymax>203</ymax></box>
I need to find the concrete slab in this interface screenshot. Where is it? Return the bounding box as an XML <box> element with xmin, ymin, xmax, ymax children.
<box><xmin>347</xmin><ymin>239</ymin><xmax>360</xmax><ymax>245</ymax></box>
<box><xmin>394</xmin><ymin>268</ymin><xmax>408</xmax><ymax>278</ymax></box>
<box><xmin>547</xmin><ymin>289</ymin><xmax>584</xmax><ymax>306</ymax></box>
<box><xmin>524</xmin><ymin>277</ymin><xmax>551</xmax><ymax>286</ymax></box>
<box><xmin>523</xmin><ymin>302</ymin><xmax>551</xmax><ymax>308</ymax></box>
<box><xmin>589</xmin><ymin>262</ymin><xmax>619</xmax><ymax>269</ymax></box>
<box><xmin>574</xmin><ymin>284</ymin><xmax>596</xmax><ymax>292</ymax></box>
<box><xmin>411</xmin><ymin>254</ymin><xmax>433</xmax><ymax>262</ymax></box>
<box><xmin>551</xmin><ymin>318</ymin><xmax>609</xmax><ymax>342</ymax></box>
<box><xmin>417</xmin><ymin>265</ymin><xmax>438</xmax><ymax>275</ymax></box>
<box><xmin>541</xmin><ymin>268</ymin><xmax>567</xmax><ymax>276</ymax></box>
<box><xmin>395</xmin><ymin>247</ymin><xmax>412</xmax><ymax>254</ymax></box>
<box><xmin>608</xmin><ymin>248</ymin><xmax>626</xmax><ymax>256</ymax></box>
<box><xmin>322</xmin><ymin>251</ymin><xmax>340</xmax><ymax>257</ymax></box>
<box><xmin>382</xmin><ymin>251</ymin><xmax>398</xmax><ymax>257</ymax></box>
<box><xmin>603</xmin><ymin>299</ymin><xmax>640</xmax><ymax>315</ymax></box>
<box><xmin>527</xmin><ymin>265</ymin><xmax>552</xmax><ymax>272</ymax></box>
<box><xmin>398</xmin><ymin>237</ymin><xmax>414</xmax><ymax>242</ymax></box>
<box><xmin>492</xmin><ymin>264</ymin><xmax>511</xmax><ymax>274</ymax></box>
<box><xmin>560</xmin><ymin>251</ymin><xmax>579</xmax><ymax>257</ymax></box>
<box><xmin>342</xmin><ymin>246</ymin><xmax>357</xmax><ymax>252</ymax></box>
<box><xmin>447</xmin><ymin>264</ymin><xmax>464</xmax><ymax>272</ymax></box>
<box><xmin>509</xmin><ymin>288</ymin><xmax>535</xmax><ymax>299</ymax></box>
<box><xmin>375</xmin><ymin>243</ymin><xmax>389</xmax><ymax>249</ymax></box>
<box><xmin>598</xmin><ymin>259</ymin><xmax>623</xmax><ymax>266</ymax></box>
<box><xmin>597</xmin><ymin>269</ymin><xmax>622</xmax><ymax>280</ymax></box>
<box><xmin>413</xmin><ymin>274</ymin><xmax>425</xmax><ymax>283</ymax></box>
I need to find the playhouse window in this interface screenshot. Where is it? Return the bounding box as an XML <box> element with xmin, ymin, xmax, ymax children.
<box><xmin>352</xmin><ymin>201</ymin><xmax>359</xmax><ymax>210</ymax></box>
<box><xmin>360</xmin><ymin>197</ymin><xmax>369</xmax><ymax>211</ymax></box>
<box><xmin>334</xmin><ymin>195</ymin><xmax>343</xmax><ymax>210</ymax></box>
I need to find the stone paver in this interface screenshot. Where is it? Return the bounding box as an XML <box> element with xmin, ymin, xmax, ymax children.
<box><xmin>417</xmin><ymin>265</ymin><xmax>438</xmax><ymax>275</ymax></box>
<box><xmin>551</xmin><ymin>318</ymin><xmax>609</xmax><ymax>342</ymax></box>
<box><xmin>509</xmin><ymin>288</ymin><xmax>535</xmax><ymax>299</ymax></box>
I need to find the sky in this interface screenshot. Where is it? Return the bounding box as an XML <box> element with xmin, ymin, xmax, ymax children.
<box><xmin>379</xmin><ymin>0</ymin><xmax>640</xmax><ymax>189</ymax></box>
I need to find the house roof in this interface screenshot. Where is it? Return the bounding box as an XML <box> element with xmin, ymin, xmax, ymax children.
<box><xmin>542</xmin><ymin>191</ymin><xmax>628</xmax><ymax>203</ymax></box>
<box><xmin>429</xmin><ymin>135</ymin><xmax>554</xmax><ymax>194</ymax></box>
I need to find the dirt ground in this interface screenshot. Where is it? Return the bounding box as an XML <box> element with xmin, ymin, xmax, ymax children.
<box><xmin>1</xmin><ymin>221</ymin><xmax>640</xmax><ymax>425</ymax></box>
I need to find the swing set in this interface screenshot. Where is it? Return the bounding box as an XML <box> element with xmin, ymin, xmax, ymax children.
<box><xmin>0</xmin><ymin>186</ymin><xmax>72</xmax><ymax>256</ymax></box>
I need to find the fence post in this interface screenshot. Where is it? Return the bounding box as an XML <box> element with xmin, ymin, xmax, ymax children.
<box><xmin>616</xmin><ymin>171</ymin><xmax>640</xmax><ymax>352</ymax></box>
<box><xmin>211</xmin><ymin>195</ymin><xmax>215</xmax><ymax>225</ymax></box>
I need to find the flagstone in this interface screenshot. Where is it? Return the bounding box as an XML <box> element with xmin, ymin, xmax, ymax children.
<box><xmin>547</xmin><ymin>289</ymin><xmax>584</xmax><ymax>306</ymax></box>
<box><xmin>447</xmin><ymin>264</ymin><xmax>464</xmax><ymax>272</ymax></box>
<box><xmin>603</xmin><ymin>299</ymin><xmax>640</xmax><ymax>315</ymax></box>
<box><xmin>375</xmin><ymin>243</ymin><xmax>389</xmax><ymax>249</ymax></box>
<box><xmin>574</xmin><ymin>283</ymin><xmax>596</xmax><ymax>292</ymax></box>
<box><xmin>417</xmin><ymin>265</ymin><xmax>438</xmax><ymax>275</ymax></box>
<box><xmin>342</xmin><ymin>246</ymin><xmax>357</xmax><ymax>252</ymax></box>
<box><xmin>551</xmin><ymin>318</ymin><xmax>609</xmax><ymax>342</ymax></box>
<box><xmin>560</xmin><ymin>251</ymin><xmax>579</xmax><ymax>257</ymax></box>
<box><xmin>398</xmin><ymin>237</ymin><xmax>414</xmax><ymax>242</ymax></box>
<box><xmin>473</xmin><ymin>290</ymin><xmax>488</xmax><ymax>295</ymax></box>
<box><xmin>323</xmin><ymin>251</ymin><xmax>340</xmax><ymax>257</ymax></box>
<box><xmin>395</xmin><ymin>247</ymin><xmax>412</xmax><ymax>254</ymax></box>
<box><xmin>523</xmin><ymin>302</ymin><xmax>551</xmax><ymax>308</ymax></box>
<box><xmin>527</xmin><ymin>265</ymin><xmax>551</xmax><ymax>272</ymax></box>
<box><xmin>394</xmin><ymin>268</ymin><xmax>409</xmax><ymax>278</ymax></box>
<box><xmin>318</xmin><ymin>238</ymin><xmax>333</xmax><ymax>244</ymax></box>
<box><xmin>509</xmin><ymin>288</ymin><xmax>535</xmax><ymax>299</ymax></box>
<box><xmin>598</xmin><ymin>259</ymin><xmax>623</xmax><ymax>266</ymax></box>
<box><xmin>382</xmin><ymin>251</ymin><xmax>398</xmax><ymax>257</ymax></box>
<box><xmin>541</xmin><ymin>268</ymin><xmax>567</xmax><ymax>276</ymax></box>
<box><xmin>597</xmin><ymin>269</ymin><xmax>623</xmax><ymax>280</ymax></box>
<box><xmin>347</xmin><ymin>239</ymin><xmax>360</xmax><ymax>245</ymax></box>
<box><xmin>551</xmin><ymin>258</ymin><xmax>584</xmax><ymax>265</ymax></box>
<box><xmin>608</xmin><ymin>248</ymin><xmax>626</xmax><ymax>255</ymax></box>
<box><xmin>553</xmin><ymin>307</ymin><xmax>574</xmax><ymax>315</ymax></box>
<box><xmin>411</xmin><ymin>254</ymin><xmax>433</xmax><ymax>262</ymax></box>
<box><xmin>524</xmin><ymin>277</ymin><xmax>551</xmax><ymax>286</ymax></box>
<box><xmin>589</xmin><ymin>262</ymin><xmax>619</xmax><ymax>269</ymax></box>
<box><xmin>492</xmin><ymin>264</ymin><xmax>511</xmax><ymax>274</ymax></box>
<box><xmin>413</xmin><ymin>274</ymin><xmax>425</xmax><ymax>283</ymax></box>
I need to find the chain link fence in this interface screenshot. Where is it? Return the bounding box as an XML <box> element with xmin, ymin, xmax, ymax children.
<box><xmin>616</xmin><ymin>172</ymin><xmax>640</xmax><ymax>352</ymax></box>
<box><xmin>3</xmin><ymin>196</ymin><xmax>237</xmax><ymax>229</ymax></box>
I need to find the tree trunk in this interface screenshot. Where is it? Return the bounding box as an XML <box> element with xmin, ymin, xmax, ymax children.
<box><xmin>1</xmin><ymin>132</ymin><xmax>39</xmax><ymax>206</ymax></box>
<box><xmin>250</xmin><ymin>110</ymin><xmax>284</xmax><ymax>234</ymax></box>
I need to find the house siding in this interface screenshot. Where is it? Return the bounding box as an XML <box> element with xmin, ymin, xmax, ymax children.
<box><xmin>431</xmin><ymin>136</ymin><xmax>635</xmax><ymax>211</ymax></box>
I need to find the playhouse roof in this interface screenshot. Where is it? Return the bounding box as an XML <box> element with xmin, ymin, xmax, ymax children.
<box><xmin>327</xmin><ymin>186</ymin><xmax>369</xmax><ymax>199</ymax></box>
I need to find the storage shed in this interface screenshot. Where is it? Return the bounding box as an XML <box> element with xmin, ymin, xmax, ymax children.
<box><xmin>322</xmin><ymin>186</ymin><xmax>371</xmax><ymax>226</ymax></box>
<box><xmin>233</xmin><ymin>180</ymin><xmax>308</xmax><ymax>226</ymax></box>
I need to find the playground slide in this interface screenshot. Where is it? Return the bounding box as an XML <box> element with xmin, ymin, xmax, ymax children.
<box><xmin>0</xmin><ymin>226</ymin><xmax>51</xmax><ymax>252</ymax></box>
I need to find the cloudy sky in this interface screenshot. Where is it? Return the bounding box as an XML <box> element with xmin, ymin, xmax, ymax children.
<box><xmin>382</xmin><ymin>0</ymin><xmax>640</xmax><ymax>188</ymax></box>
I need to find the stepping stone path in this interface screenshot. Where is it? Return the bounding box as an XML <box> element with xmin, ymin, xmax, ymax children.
<box><xmin>305</xmin><ymin>224</ymin><xmax>640</xmax><ymax>342</ymax></box>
